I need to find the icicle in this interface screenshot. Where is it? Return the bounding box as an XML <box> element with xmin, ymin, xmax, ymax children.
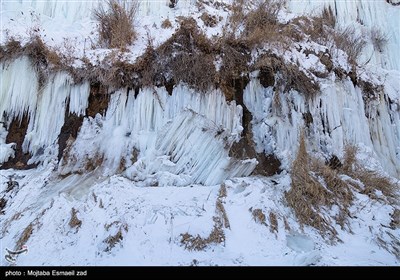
<box><xmin>0</xmin><ymin>57</ymin><xmax>39</xmax><ymax>123</ymax></box>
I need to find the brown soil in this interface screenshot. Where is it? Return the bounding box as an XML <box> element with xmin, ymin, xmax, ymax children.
<box><xmin>86</xmin><ymin>84</ymin><xmax>110</xmax><ymax>117</ymax></box>
<box><xmin>57</xmin><ymin>107</ymin><xmax>83</xmax><ymax>161</ymax></box>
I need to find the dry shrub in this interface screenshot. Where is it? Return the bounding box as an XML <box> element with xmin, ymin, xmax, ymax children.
<box><xmin>216</xmin><ymin>200</ymin><xmax>230</xmax><ymax>229</ymax></box>
<box><xmin>0</xmin><ymin>36</ymin><xmax>23</xmax><ymax>61</ymax></box>
<box><xmin>390</xmin><ymin>209</ymin><xmax>400</xmax><ymax>229</ymax></box>
<box><xmin>93</xmin><ymin>0</ymin><xmax>138</xmax><ymax>49</ymax></box>
<box><xmin>370</xmin><ymin>27</ymin><xmax>388</xmax><ymax>53</ymax></box>
<box><xmin>341</xmin><ymin>145</ymin><xmax>395</xmax><ymax>201</ymax></box>
<box><xmin>334</xmin><ymin>26</ymin><xmax>366</xmax><ymax>65</ymax></box>
<box><xmin>244</xmin><ymin>0</ymin><xmax>284</xmax><ymax>29</ymax></box>
<box><xmin>218</xmin><ymin>183</ymin><xmax>227</xmax><ymax>198</ymax></box>
<box><xmin>217</xmin><ymin>35</ymin><xmax>251</xmax><ymax>83</ymax></box>
<box><xmin>68</xmin><ymin>208</ymin><xmax>82</xmax><ymax>229</ymax></box>
<box><xmin>104</xmin><ymin>229</ymin><xmax>123</xmax><ymax>251</ymax></box>
<box><xmin>170</xmin><ymin>52</ymin><xmax>217</xmax><ymax>92</ymax></box>
<box><xmin>155</xmin><ymin>17</ymin><xmax>217</xmax><ymax>92</ymax></box>
<box><xmin>161</xmin><ymin>18</ymin><xmax>173</xmax><ymax>29</ymax></box>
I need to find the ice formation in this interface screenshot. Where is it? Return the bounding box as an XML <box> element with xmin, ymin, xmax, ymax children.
<box><xmin>0</xmin><ymin>58</ymin><xmax>90</xmax><ymax>164</ymax></box>
<box><xmin>244</xmin><ymin>73</ymin><xmax>400</xmax><ymax>177</ymax></box>
<box><xmin>288</xmin><ymin>0</ymin><xmax>400</xmax><ymax>71</ymax></box>
<box><xmin>60</xmin><ymin>85</ymin><xmax>256</xmax><ymax>186</ymax></box>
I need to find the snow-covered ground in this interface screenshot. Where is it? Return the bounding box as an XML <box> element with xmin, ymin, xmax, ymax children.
<box><xmin>0</xmin><ymin>0</ymin><xmax>399</xmax><ymax>266</ymax></box>
<box><xmin>0</xmin><ymin>165</ymin><xmax>398</xmax><ymax>266</ymax></box>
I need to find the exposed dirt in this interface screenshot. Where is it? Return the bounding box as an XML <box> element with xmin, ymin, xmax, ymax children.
<box><xmin>57</xmin><ymin>106</ymin><xmax>83</xmax><ymax>161</ymax></box>
<box><xmin>1</xmin><ymin>114</ymin><xmax>37</xmax><ymax>170</ymax></box>
<box><xmin>86</xmin><ymin>84</ymin><xmax>110</xmax><ymax>117</ymax></box>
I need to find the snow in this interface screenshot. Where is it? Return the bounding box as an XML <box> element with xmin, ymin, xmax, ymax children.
<box><xmin>0</xmin><ymin>168</ymin><xmax>398</xmax><ymax>266</ymax></box>
<box><xmin>0</xmin><ymin>0</ymin><xmax>399</xmax><ymax>267</ymax></box>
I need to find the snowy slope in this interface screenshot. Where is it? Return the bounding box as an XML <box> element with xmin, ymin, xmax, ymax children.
<box><xmin>0</xmin><ymin>166</ymin><xmax>398</xmax><ymax>266</ymax></box>
<box><xmin>0</xmin><ymin>0</ymin><xmax>399</xmax><ymax>266</ymax></box>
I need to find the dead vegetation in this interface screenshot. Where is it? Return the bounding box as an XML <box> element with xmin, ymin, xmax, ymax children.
<box><xmin>180</xmin><ymin>184</ymin><xmax>230</xmax><ymax>251</ymax></box>
<box><xmin>161</xmin><ymin>18</ymin><xmax>173</xmax><ymax>29</ymax></box>
<box><xmin>93</xmin><ymin>0</ymin><xmax>138</xmax><ymax>49</ymax></box>
<box><xmin>68</xmin><ymin>208</ymin><xmax>82</xmax><ymax>229</ymax></box>
<box><xmin>269</xmin><ymin>212</ymin><xmax>278</xmax><ymax>233</ymax></box>
<box><xmin>16</xmin><ymin>223</ymin><xmax>34</xmax><ymax>250</ymax></box>
<box><xmin>285</xmin><ymin>132</ymin><xmax>397</xmax><ymax>241</ymax></box>
<box><xmin>104</xmin><ymin>222</ymin><xmax>128</xmax><ymax>251</ymax></box>
<box><xmin>0</xmin><ymin>0</ymin><xmax>381</xmax><ymax>102</ymax></box>
<box><xmin>252</xmin><ymin>208</ymin><xmax>267</xmax><ymax>225</ymax></box>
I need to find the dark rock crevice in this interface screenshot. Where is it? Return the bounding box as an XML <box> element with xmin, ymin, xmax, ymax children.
<box><xmin>228</xmin><ymin>77</ymin><xmax>282</xmax><ymax>176</ymax></box>
<box><xmin>1</xmin><ymin>114</ymin><xmax>37</xmax><ymax>170</ymax></box>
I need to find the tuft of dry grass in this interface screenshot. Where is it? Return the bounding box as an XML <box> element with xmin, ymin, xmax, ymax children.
<box><xmin>286</xmin><ymin>133</ymin><xmax>397</xmax><ymax>240</ymax></box>
<box><xmin>333</xmin><ymin>26</ymin><xmax>366</xmax><ymax>65</ymax></box>
<box><xmin>180</xmin><ymin>188</ymin><xmax>230</xmax><ymax>251</ymax></box>
<box><xmin>200</xmin><ymin>12</ymin><xmax>219</xmax><ymax>27</ymax></box>
<box><xmin>252</xmin><ymin>208</ymin><xmax>267</xmax><ymax>225</ymax></box>
<box><xmin>68</xmin><ymin>208</ymin><xmax>82</xmax><ymax>229</ymax></box>
<box><xmin>16</xmin><ymin>223</ymin><xmax>34</xmax><ymax>250</ymax></box>
<box><xmin>93</xmin><ymin>0</ymin><xmax>138</xmax><ymax>49</ymax></box>
<box><xmin>161</xmin><ymin>18</ymin><xmax>173</xmax><ymax>29</ymax></box>
<box><xmin>180</xmin><ymin>222</ymin><xmax>225</xmax><ymax>251</ymax></box>
<box><xmin>269</xmin><ymin>212</ymin><xmax>279</xmax><ymax>233</ymax></box>
<box><xmin>370</xmin><ymin>27</ymin><xmax>388</xmax><ymax>53</ymax></box>
<box><xmin>104</xmin><ymin>223</ymin><xmax>128</xmax><ymax>251</ymax></box>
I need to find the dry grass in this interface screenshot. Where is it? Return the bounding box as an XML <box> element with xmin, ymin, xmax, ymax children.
<box><xmin>93</xmin><ymin>0</ymin><xmax>138</xmax><ymax>49</ymax></box>
<box><xmin>68</xmin><ymin>208</ymin><xmax>82</xmax><ymax>229</ymax></box>
<box><xmin>180</xmin><ymin>187</ymin><xmax>230</xmax><ymax>251</ymax></box>
<box><xmin>161</xmin><ymin>18</ymin><xmax>173</xmax><ymax>29</ymax></box>
<box><xmin>200</xmin><ymin>12</ymin><xmax>219</xmax><ymax>28</ymax></box>
<box><xmin>180</xmin><ymin>223</ymin><xmax>225</xmax><ymax>251</ymax></box>
<box><xmin>269</xmin><ymin>212</ymin><xmax>278</xmax><ymax>233</ymax></box>
<box><xmin>286</xmin><ymin>133</ymin><xmax>397</xmax><ymax>240</ymax></box>
<box><xmin>252</xmin><ymin>208</ymin><xmax>266</xmax><ymax>225</ymax></box>
<box><xmin>16</xmin><ymin>223</ymin><xmax>34</xmax><ymax>250</ymax></box>
<box><xmin>333</xmin><ymin>26</ymin><xmax>366</xmax><ymax>65</ymax></box>
<box><xmin>253</xmin><ymin>52</ymin><xmax>320</xmax><ymax>98</ymax></box>
<box><xmin>370</xmin><ymin>27</ymin><xmax>388</xmax><ymax>53</ymax></box>
<box><xmin>104</xmin><ymin>223</ymin><xmax>128</xmax><ymax>251</ymax></box>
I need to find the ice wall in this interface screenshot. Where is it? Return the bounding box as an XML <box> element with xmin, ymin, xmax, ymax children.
<box><xmin>60</xmin><ymin>85</ymin><xmax>256</xmax><ymax>186</ymax></box>
<box><xmin>0</xmin><ymin>57</ymin><xmax>90</xmax><ymax>165</ymax></box>
<box><xmin>288</xmin><ymin>0</ymin><xmax>400</xmax><ymax>71</ymax></box>
<box><xmin>244</xmin><ymin>75</ymin><xmax>400</xmax><ymax>177</ymax></box>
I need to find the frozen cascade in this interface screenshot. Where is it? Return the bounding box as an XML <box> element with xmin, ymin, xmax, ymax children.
<box><xmin>244</xmin><ymin>76</ymin><xmax>400</xmax><ymax>177</ymax></box>
<box><xmin>288</xmin><ymin>0</ymin><xmax>400</xmax><ymax>71</ymax></box>
<box><xmin>0</xmin><ymin>56</ymin><xmax>38</xmax><ymax>122</ymax></box>
<box><xmin>60</xmin><ymin>85</ymin><xmax>256</xmax><ymax>186</ymax></box>
<box><xmin>0</xmin><ymin>57</ymin><xmax>90</xmax><ymax>164</ymax></box>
